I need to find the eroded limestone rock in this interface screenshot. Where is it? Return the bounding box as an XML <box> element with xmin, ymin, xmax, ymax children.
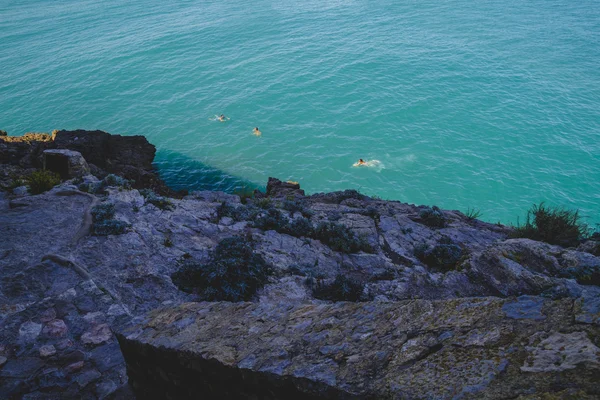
<box><xmin>43</xmin><ymin>149</ymin><xmax>90</xmax><ymax>178</ymax></box>
<box><xmin>116</xmin><ymin>299</ymin><xmax>600</xmax><ymax>399</ymax></box>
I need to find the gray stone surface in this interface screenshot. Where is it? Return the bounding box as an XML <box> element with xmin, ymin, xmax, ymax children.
<box><xmin>1</xmin><ymin>175</ymin><xmax>599</xmax><ymax>398</ymax></box>
<box><xmin>116</xmin><ymin>299</ymin><xmax>600</xmax><ymax>399</ymax></box>
<box><xmin>43</xmin><ymin>149</ymin><xmax>90</xmax><ymax>178</ymax></box>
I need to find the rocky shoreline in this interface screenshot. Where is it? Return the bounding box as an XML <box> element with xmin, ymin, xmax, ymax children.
<box><xmin>0</xmin><ymin>130</ymin><xmax>598</xmax><ymax>399</ymax></box>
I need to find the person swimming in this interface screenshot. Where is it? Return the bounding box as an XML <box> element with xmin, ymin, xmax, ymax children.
<box><xmin>253</xmin><ymin>127</ymin><xmax>262</xmax><ymax>136</ymax></box>
<box><xmin>357</xmin><ymin>158</ymin><xmax>366</xmax><ymax>165</ymax></box>
<box><xmin>218</xmin><ymin>114</ymin><xmax>226</xmax><ymax>122</ymax></box>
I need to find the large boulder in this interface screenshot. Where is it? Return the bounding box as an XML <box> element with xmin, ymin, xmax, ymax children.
<box><xmin>116</xmin><ymin>298</ymin><xmax>600</xmax><ymax>399</ymax></box>
<box><xmin>43</xmin><ymin>149</ymin><xmax>90</xmax><ymax>178</ymax></box>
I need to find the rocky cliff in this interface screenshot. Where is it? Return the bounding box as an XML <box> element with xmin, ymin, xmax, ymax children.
<box><xmin>0</xmin><ymin>130</ymin><xmax>598</xmax><ymax>399</ymax></box>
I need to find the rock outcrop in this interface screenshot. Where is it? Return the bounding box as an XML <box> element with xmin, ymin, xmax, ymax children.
<box><xmin>43</xmin><ymin>149</ymin><xmax>90</xmax><ymax>179</ymax></box>
<box><xmin>116</xmin><ymin>299</ymin><xmax>599</xmax><ymax>399</ymax></box>
<box><xmin>0</xmin><ymin>129</ymin><xmax>599</xmax><ymax>399</ymax></box>
<box><xmin>0</xmin><ymin>130</ymin><xmax>176</xmax><ymax>195</ymax></box>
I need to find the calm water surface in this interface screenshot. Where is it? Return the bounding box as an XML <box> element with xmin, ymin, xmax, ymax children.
<box><xmin>1</xmin><ymin>0</ymin><xmax>599</xmax><ymax>224</ymax></box>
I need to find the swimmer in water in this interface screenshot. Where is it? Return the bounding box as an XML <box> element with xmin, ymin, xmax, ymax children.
<box><xmin>357</xmin><ymin>158</ymin><xmax>366</xmax><ymax>165</ymax></box>
<box><xmin>218</xmin><ymin>114</ymin><xmax>226</xmax><ymax>122</ymax></box>
<box><xmin>253</xmin><ymin>127</ymin><xmax>262</xmax><ymax>136</ymax></box>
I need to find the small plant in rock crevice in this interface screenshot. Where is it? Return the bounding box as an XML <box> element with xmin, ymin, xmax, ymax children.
<box><xmin>171</xmin><ymin>236</ymin><xmax>272</xmax><ymax>302</ymax></box>
<box><xmin>253</xmin><ymin>208</ymin><xmax>290</xmax><ymax>232</ymax></box>
<box><xmin>414</xmin><ymin>242</ymin><xmax>464</xmax><ymax>271</ymax></box>
<box><xmin>419</xmin><ymin>206</ymin><xmax>446</xmax><ymax>228</ymax></box>
<box><xmin>253</xmin><ymin>197</ymin><xmax>273</xmax><ymax>210</ymax></box>
<box><xmin>311</xmin><ymin>274</ymin><xmax>365</xmax><ymax>302</ymax></box>
<box><xmin>313</xmin><ymin>221</ymin><xmax>374</xmax><ymax>254</ymax></box>
<box><xmin>91</xmin><ymin>203</ymin><xmax>130</xmax><ymax>236</ymax></box>
<box><xmin>281</xmin><ymin>198</ymin><xmax>313</xmax><ymax>218</ymax></box>
<box><xmin>139</xmin><ymin>189</ymin><xmax>174</xmax><ymax>211</ymax></box>
<box><xmin>511</xmin><ymin>202</ymin><xmax>588</xmax><ymax>248</ymax></box>
<box><xmin>216</xmin><ymin>202</ymin><xmax>261</xmax><ymax>222</ymax></box>
<box><xmin>232</xmin><ymin>186</ymin><xmax>256</xmax><ymax>204</ymax></box>
<box><xmin>79</xmin><ymin>174</ymin><xmax>131</xmax><ymax>194</ymax></box>
<box><xmin>27</xmin><ymin>170</ymin><xmax>61</xmax><ymax>195</ymax></box>
<box><xmin>464</xmin><ymin>207</ymin><xmax>483</xmax><ymax>221</ymax></box>
<box><xmin>216</xmin><ymin>201</ymin><xmax>373</xmax><ymax>254</ymax></box>
<box><xmin>7</xmin><ymin>176</ymin><xmax>27</xmax><ymax>192</ymax></box>
<box><xmin>288</xmin><ymin>217</ymin><xmax>314</xmax><ymax>238</ymax></box>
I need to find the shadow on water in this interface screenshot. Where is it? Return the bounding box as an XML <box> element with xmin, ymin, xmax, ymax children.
<box><xmin>153</xmin><ymin>150</ymin><xmax>265</xmax><ymax>194</ymax></box>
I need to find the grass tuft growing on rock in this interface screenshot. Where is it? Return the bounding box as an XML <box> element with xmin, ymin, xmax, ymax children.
<box><xmin>511</xmin><ymin>203</ymin><xmax>588</xmax><ymax>247</ymax></box>
<box><xmin>171</xmin><ymin>236</ymin><xmax>272</xmax><ymax>302</ymax></box>
<box><xmin>464</xmin><ymin>207</ymin><xmax>483</xmax><ymax>221</ymax></box>
<box><xmin>27</xmin><ymin>170</ymin><xmax>61</xmax><ymax>194</ymax></box>
<box><xmin>311</xmin><ymin>274</ymin><xmax>365</xmax><ymax>302</ymax></box>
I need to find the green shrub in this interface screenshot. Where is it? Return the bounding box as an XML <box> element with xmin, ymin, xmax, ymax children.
<box><xmin>282</xmin><ymin>198</ymin><xmax>313</xmax><ymax>217</ymax></box>
<box><xmin>171</xmin><ymin>236</ymin><xmax>272</xmax><ymax>301</ymax></box>
<box><xmin>419</xmin><ymin>206</ymin><xmax>446</xmax><ymax>228</ymax></box>
<box><xmin>253</xmin><ymin>208</ymin><xmax>289</xmax><ymax>231</ymax></box>
<box><xmin>333</xmin><ymin>189</ymin><xmax>364</xmax><ymax>203</ymax></box>
<box><xmin>314</xmin><ymin>221</ymin><xmax>374</xmax><ymax>253</ymax></box>
<box><xmin>312</xmin><ymin>274</ymin><xmax>365</xmax><ymax>302</ymax></box>
<box><xmin>216</xmin><ymin>202</ymin><xmax>261</xmax><ymax>222</ymax></box>
<box><xmin>7</xmin><ymin>175</ymin><xmax>27</xmax><ymax>191</ymax></box>
<box><xmin>362</xmin><ymin>206</ymin><xmax>380</xmax><ymax>220</ymax></box>
<box><xmin>92</xmin><ymin>219</ymin><xmax>130</xmax><ymax>236</ymax></box>
<box><xmin>103</xmin><ymin>174</ymin><xmax>131</xmax><ymax>189</ymax></box>
<box><xmin>560</xmin><ymin>264</ymin><xmax>600</xmax><ymax>286</ymax></box>
<box><xmin>288</xmin><ymin>217</ymin><xmax>314</xmax><ymax>238</ymax></box>
<box><xmin>328</xmin><ymin>211</ymin><xmax>343</xmax><ymax>221</ymax></box>
<box><xmin>415</xmin><ymin>243</ymin><xmax>463</xmax><ymax>271</ymax></box>
<box><xmin>27</xmin><ymin>170</ymin><xmax>61</xmax><ymax>194</ymax></box>
<box><xmin>511</xmin><ymin>203</ymin><xmax>587</xmax><ymax>247</ymax></box>
<box><xmin>79</xmin><ymin>174</ymin><xmax>131</xmax><ymax>194</ymax></box>
<box><xmin>91</xmin><ymin>203</ymin><xmax>130</xmax><ymax>236</ymax></box>
<box><xmin>139</xmin><ymin>189</ymin><xmax>174</xmax><ymax>211</ymax></box>
<box><xmin>254</xmin><ymin>197</ymin><xmax>273</xmax><ymax>210</ymax></box>
<box><xmin>91</xmin><ymin>203</ymin><xmax>115</xmax><ymax>222</ymax></box>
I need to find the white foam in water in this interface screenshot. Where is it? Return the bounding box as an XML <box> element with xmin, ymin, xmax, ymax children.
<box><xmin>353</xmin><ymin>159</ymin><xmax>384</xmax><ymax>172</ymax></box>
<box><xmin>209</xmin><ymin>115</ymin><xmax>230</xmax><ymax>122</ymax></box>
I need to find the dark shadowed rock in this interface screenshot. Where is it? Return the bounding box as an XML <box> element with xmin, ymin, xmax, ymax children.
<box><xmin>43</xmin><ymin>149</ymin><xmax>90</xmax><ymax>178</ymax></box>
<box><xmin>2</xmin><ymin>127</ymin><xmax>599</xmax><ymax>399</ymax></box>
<box><xmin>116</xmin><ymin>300</ymin><xmax>600</xmax><ymax>399</ymax></box>
<box><xmin>266</xmin><ymin>177</ymin><xmax>305</xmax><ymax>197</ymax></box>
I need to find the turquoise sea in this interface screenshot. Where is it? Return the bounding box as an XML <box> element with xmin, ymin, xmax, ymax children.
<box><xmin>1</xmin><ymin>0</ymin><xmax>599</xmax><ymax>225</ymax></box>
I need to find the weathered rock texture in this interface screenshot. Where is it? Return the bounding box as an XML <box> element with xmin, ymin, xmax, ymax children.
<box><xmin>116</xmin><ymin>299</ymin><xmax>600</xmax><ymax>399</ymax></box>
<box><xmin>1</xmin><ymin>129</ymin><xmax>599</xmax><ymax>399</ymax></box>
<box><xmin>0</xmin><ymin>130</ymin><xmax>176</xmax><ymax>195</ymax></box>
<box><xmin>43</xmin><ymin>149</ymin><xmax>90</xmax><ymax>178</ymax></box>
